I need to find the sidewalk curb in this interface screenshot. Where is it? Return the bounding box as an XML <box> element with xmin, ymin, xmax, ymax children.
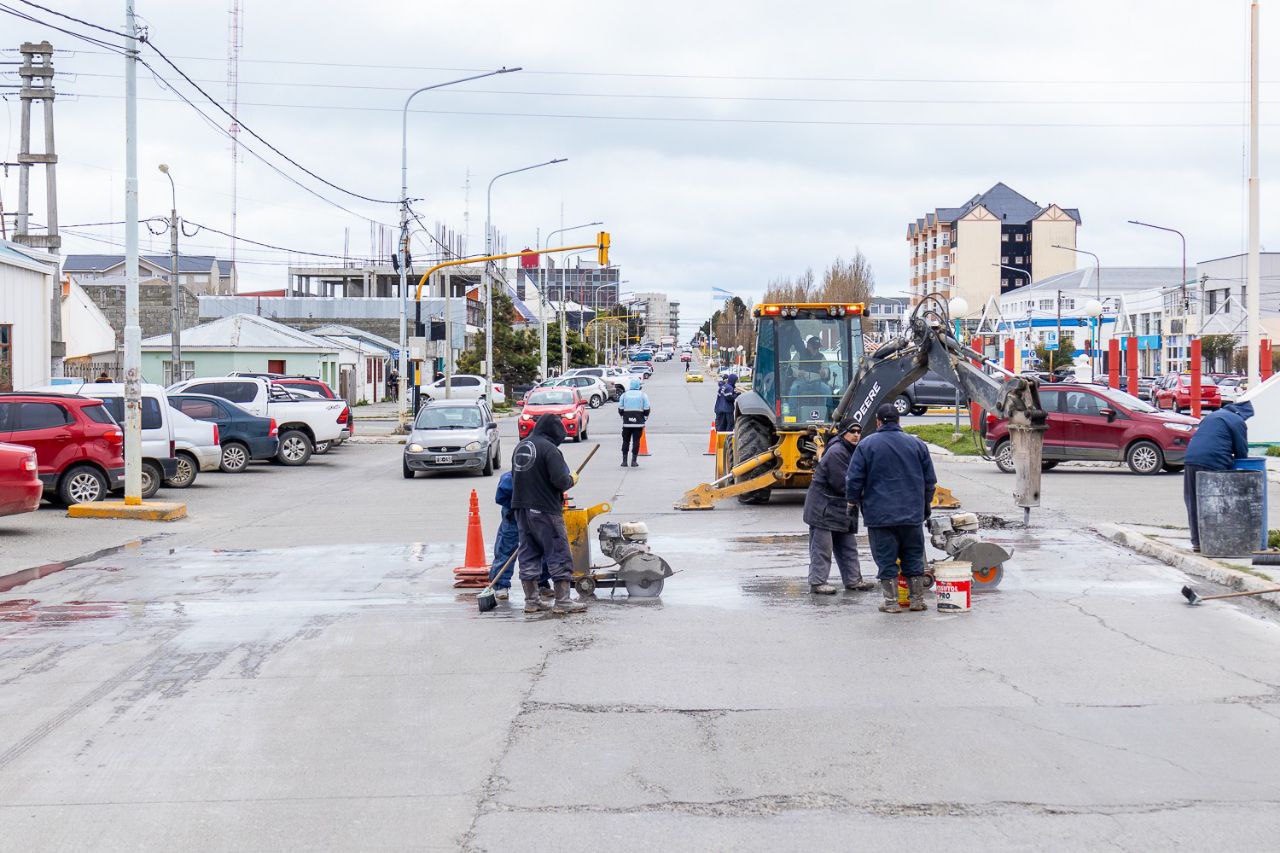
<box><xmin>1095</xmin><ymin>522</ymin><xmax>1280</xmax><ymax>608</ymax></box>
<box><xmin>349</xmin><ymin>436</ymin><xmax>405</xmax><ymax>445</ymax></box>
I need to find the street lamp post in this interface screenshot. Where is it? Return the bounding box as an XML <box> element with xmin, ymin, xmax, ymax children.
<box><xmin>158</xmin><ymin>163</ymin><xmax>181</xmax><ymax>383</ymax></box>
<box><xmin>1052</xmin><ymin>245</ymin><xmax>1103</xmax><ymax>377</ymax></box>
<box><xmin>541</xmin><ymin>221</ymin><xmax>602</xmax><ymax>379</ymax></box>
<box><xmin>397</xmin><ymin>67</ymin><xmax>519</xmax><ymax>429</ymax></box>
<box><xmin>1126</xmin><ymin>221</ymin><xmax>1187</xmax><ymax>376</ymax></box>
<box><xmin>485</xmin><ymin>158</ymin><xmax>567</xmax><ymax>400</ymax></box>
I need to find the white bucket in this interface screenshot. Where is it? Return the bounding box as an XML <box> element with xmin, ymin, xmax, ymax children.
<box><xmin>933</xmin><ymin>561</ymin><xmax>973</xmax><ymax>612</ymax></box>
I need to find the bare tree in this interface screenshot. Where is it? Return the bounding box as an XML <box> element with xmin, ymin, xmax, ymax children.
<box><xmin>820</xmin><ymin>252</ymin><xmax>874</xmax><ymax>303</ymax></box>
<box><xmin>762</xmin><ymin>268</ymin><xmax>818</xmax><ymax>303</ymax></box>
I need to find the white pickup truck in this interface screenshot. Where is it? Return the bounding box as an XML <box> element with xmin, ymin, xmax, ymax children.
<box><xmin>168</xmin><ymin>376</ymin><xmax>345</xmax><ymax>466</ymax></box>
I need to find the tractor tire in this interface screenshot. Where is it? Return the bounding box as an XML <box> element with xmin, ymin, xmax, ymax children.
<box><xmin>733</xmin><ymin>416</ymin><xmax>775</xmax><ymax>505</ymax></box>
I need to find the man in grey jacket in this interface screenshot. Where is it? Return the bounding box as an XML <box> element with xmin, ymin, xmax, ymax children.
<box><xmin>804</xmin><ymin>419</ymin><xmax>875</xmax><ymax>594</ymax></box>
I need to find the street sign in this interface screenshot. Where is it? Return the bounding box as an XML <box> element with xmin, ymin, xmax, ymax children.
<box><xmin>1044</xmin><ymin>330</ymin><xmax>1059</xmax><ymax>351</ymax></box>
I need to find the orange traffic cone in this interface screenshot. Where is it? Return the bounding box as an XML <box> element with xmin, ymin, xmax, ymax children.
<box><xmin>453</xmin><ymin>489</ymin><xmax>490</xmax><ymax>588</ymax></box>
<box><xmin>704</xmin><ymin>421</ymin><xmax>717</xmax><ymax>455</ymax></box>
<box><xmin>638</xmin><ymin>428</ymin><xmax>651</xmax><ymax>457</ymax></box>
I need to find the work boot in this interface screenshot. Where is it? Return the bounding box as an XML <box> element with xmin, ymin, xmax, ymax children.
<box><xmin>522</xmin><ymin>580</ymin><xmax>552</xmax><ymax>614</ymax></box>
<box><xmin>495</xmin><ymin>588</ymin><xmax>509</xmax><ymax>601</ymax></box>
<box><xmin>908</xmin><ymin>576</ymin><xmax>927</xmax><ymax>612</ymax></box>
<box><xmin>552</xmin><ymin>579</ymin><xmax>587</xmax><ymax>615</ymax></box>
<box><xmin>878</xmin><ymin>579</ymin><xmax>903</xmax><ymax>613</ymax></box>
<box><xmin>810</xmin><ymin>583</ymin><xmax>837</xmax><ymax>595</ymax></box>
<box><xmin>845</xmin><ymin>579</ymin><xmax>876</xmax><ymax>592</ymax></box>
<box><xmin>621</xmin><ymin>452</ymin><xmax>629</xmax><ymax>468</ymax></box>
<box><xmin>630</xmin><ymin>453</ymin><xmax>639</xmax><ymax>468</ymax></box>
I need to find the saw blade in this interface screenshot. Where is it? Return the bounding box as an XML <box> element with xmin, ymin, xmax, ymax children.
<box><xmin>625</xmin><ymin>577</ymin><xmax>664</xmax><ymax>598</ymax></box>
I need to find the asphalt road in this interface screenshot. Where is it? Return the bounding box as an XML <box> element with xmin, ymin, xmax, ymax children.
<box><xmin>1</xmin><ymin>359</ymin><xmax>1279</xmax><ymax>850</ymax></box>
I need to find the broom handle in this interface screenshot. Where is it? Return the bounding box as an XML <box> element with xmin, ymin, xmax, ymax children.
<box><xmin>576</xmin><ymin>443</ymin><xmax>600</xmax><ymax>475</ymax></box>
<box><xmin>1200</xmin><ymin>586</ymin><xmax>1280</xmax><ymax>601</ymax></box>
<box><xmin>481</xmin><ymin>549</ymin><xmax>520</xmax><ymax>593</ymax></box>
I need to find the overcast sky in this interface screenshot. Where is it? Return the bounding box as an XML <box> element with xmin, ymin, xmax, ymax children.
<box><xmin>2</xmin><ymin>1</ymin><xmax>1277</xmax><ymax>327</ymax></box>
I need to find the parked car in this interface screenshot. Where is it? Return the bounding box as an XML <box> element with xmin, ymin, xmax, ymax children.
<box><xmin>889</xmin><ymin>370</ymin><xmax>969</xmax><ymax>416</ymax></box>
<box><xmin>653</xmin><ymin>351</ymin><xmax>672</xmax><ymax>362</ymax></box>
<box><xmin>628</xmin><ymin>363</ymin><xmax>654</xmax><ymax>380</ymax></box>
<box><xmin>419</xmin><ymin>374</ymin><xmax>506</xmax><ymax>406</ymax></box>
<box><xmin>264</xmin><ymin>376</ymin><xmax>350</xmax><ymax>452</ymax></box>
<box><xmin>549</xmin><ymin>375</ymin><xmax>610</xmax><ymax>408</ymax></box>
<box><xmin>629</xmin><ymin>351</ymin><xmax>653</xmax><ymax>363</ymax></box>
<box><xmin>1114</xmin><ymin>376</ymin><xmax>1159</xmax><ymax>403</ymax></box>
<box><xmin>165</xmin><ymin>407</ymin><xmax>221</xmax><ymax>488</ymax></box>
<box><xmin>987</xmin><ymin>383</ymin><xmax>1198</xmax><ymax>475</ymax></box>
<box><xmin>30</xmin><ymin>383</ymin><xmax>178</xmax><ymax>498</ymax></box>
<box><xmin>1152</xmin><ymin>373</ymin><xmax>1221</xmax><ymax>413</ymax></box>
<box><xmin>169</xmin><ymin>376</ymin><xmax>345</xmax><ymax>466</ymax></box>
<box><xmin>519</xmin><ymin>387</ymin><xmax>590</xmax><ymax>442</ymax></box>
<box><xmin>0</xmin><ymin>442</ymin><xmax>43</xmax><ymax>518</ymax></box>
<box><xmin>403</xmin><ymin>400</ymin><xmax>500</xmax><ymax>478</ymax></box>
<box><xmin>170</xmin><ymin>393</ymin><xmax>279</xmax><ymax>473</ymax></box>
<box><xmin>680</xmin><ymin>352</ymin><xmax>693</xmax><ymax>363</ymax></box>
<box><xmin>0</xmin><ymin>392</ymin><xmax>125</xmax><ymax>505</ymax></box>
<box><xmin>564</xmin><ymin>368</ymin><xmax>625</xmax><ymax>400</ymax></box>
<box><xmin>1217</xmin><ymin>375</ymin><xmax>1248</xmax><ymax>404</ymax></box>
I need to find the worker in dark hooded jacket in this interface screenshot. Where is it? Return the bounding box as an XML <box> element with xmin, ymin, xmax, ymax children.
<box><xmin>511</xmin><ymin>413</ymin><xmax>586</xmax><ymax>615</ymax></box>
<box><xmin>1182</xmin><ymin>401</ymin><xmax>1255</xmax><ymax>553</ymax></box>
<box><xmin>714</xmin><ymin>373</ymin><xmax>740</xmax><ymax>433</ymax></box>
<box><xmin>845</xmin><ymin>403</ymin><xmax>937</xmax><ymax>613</ymax></box>
<box><xmin>803</xmin><ymin>419</ymin><xmax>875</xmax><ymax>595</ymax></box>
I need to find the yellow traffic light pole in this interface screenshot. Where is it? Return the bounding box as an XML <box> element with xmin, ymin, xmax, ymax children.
<box><xmin>406</xmin><ymin>233</ymin><xmax>610</xmax><ymax>416</ymax></box>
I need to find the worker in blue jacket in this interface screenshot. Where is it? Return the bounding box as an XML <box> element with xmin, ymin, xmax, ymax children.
<box><xmin>1183</xmin><ymin>401</ymin><xmax>1255</xmax><ymax>552</ymax></box>
<box><xmin>714</xmin><ymin>373</ymin><xmax>740</xmax><ymax>433</ymax></box>
<box><xmin>845</xmin><ymin>403</ymin><xmax>937</xmax><ymax>613</ymax></box>
<box><xmin>617</xmin><ymin>378</ymin><xmax>651</xmax><ymax>467</ymax></box>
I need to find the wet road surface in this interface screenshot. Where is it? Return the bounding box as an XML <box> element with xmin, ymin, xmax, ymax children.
<box><xmin>2</xmin><ymin>361</ymin><xmax>1279</xmax><ymax>850</ymax></box>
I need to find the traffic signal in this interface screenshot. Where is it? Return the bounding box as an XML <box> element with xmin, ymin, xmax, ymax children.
<box><xmin>597</xmin><ymin>231</ymin><xmax>610</xmax><ymax>266</ymax></box>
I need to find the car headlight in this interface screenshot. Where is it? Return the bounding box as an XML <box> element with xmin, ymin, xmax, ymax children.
<box><xmin>1163</xmin><ymin>423</ymin><xmax>1195</xmax><ymax>433</ymax></box>
<box><xmin>464</xmin><ymin>440</ymin><xmax>483</xmax><ymax>451</ymax></box>
<box><xmin>407</xmin><ymin>443</ymin><xmax>424</xmax><ymax>452</ymax></box>
<box><xmin>564</xmin><ymin>411</ymin><xmax>577</xmax><ymax>419</ymax></box>
<box><xmin>521</xmin><ymin>414</ymin><xmax>534</xmax><ymax>421</ymax></box>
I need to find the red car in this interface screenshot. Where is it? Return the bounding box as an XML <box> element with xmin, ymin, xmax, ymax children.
<box><xmin>0</xmin><ymin>442</ymin><xmax>42</xmax><ymax>518</ymax></box>
<box><xmin>1153</xmin><ymin>373</ymin><xmax>1221</xmax><ymax>413</ymax></box>
<box><xmin>0</xmin><ymin>392</ymin><xmax>126</xmax><ymax>504</ymax></box>
<box><xmin>518</xmin><ymin>388</ymin><xmax>590</xmax><ymax>442</ymax></box>
<box><xmin>987</xmin><ymin>383</ymin><xmax>1198</xmax><ymax>475</ymax></box>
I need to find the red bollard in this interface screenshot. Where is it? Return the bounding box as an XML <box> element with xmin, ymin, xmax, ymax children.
<box><xmin>1003</xmin><ymin>338</ymin><xmax>1015</xmax><ymax>373</ymax></box>
<box><xmin>1263</xmin><ymin>339</ymin><xmax>1274</xmax><ymax>380</ymax></box>
<box><xmin>1108</xmin><ymin>339</ymin><xmax>1120</xmax><ymax>389</ymax></box>
<box><xmin>1126</xmin><ymin>337</ymin><xmax>1139</xmax><ymax>396</ymax></box>
<box><xmin>1190</xmin><ymin>338</ymin><xmax>1202</xmax><ymax>418</ymax></box>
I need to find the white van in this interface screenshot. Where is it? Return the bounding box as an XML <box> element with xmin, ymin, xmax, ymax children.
<box><xmin>33</xmin><ymin>381</ymin><xmax>179</xmax><ymax>498</ymax></box>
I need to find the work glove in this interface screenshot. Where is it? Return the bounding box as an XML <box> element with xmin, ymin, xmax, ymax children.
<box><xmin>571</xmin><ymin>472</ymin><xmax>580</xmax><ymax>486</ymax></box>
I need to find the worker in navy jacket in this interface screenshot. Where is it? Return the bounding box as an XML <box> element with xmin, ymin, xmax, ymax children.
<box><xmin>803</xmin><ymin>419</ymin><xmax>875</xmax><ymax>595</ymax></box>
<box><xmin>845</xmin><ymin>403</ymin><xmax>937</xmax><ymax>613</ymax></box>
<box><xmin>1183</xmin><ymin>401</ymin><xmax>1255</xmax><ymax>552</ymax></box>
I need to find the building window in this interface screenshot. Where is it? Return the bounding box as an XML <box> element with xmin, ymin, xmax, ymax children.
<box><xmin>1014</xmin><ymin>256</ymin><xmax>1024</xmax><ymax>265</ymax></box>
<box><xmin>1015</xmin><ymin>233</ymin><xmax>1025</xmax><ymax>242</ymax></box>
<box><xmin>1001</xmin><ymin>278</ymin><xmax>1010</xmax><ymax>289</ymax></box>
<box><xmin>1040</xmin><ymin>299</ymin><xmax>1052</xmax><ymax>310</ymax></box>
<box><xmin>0</xmin><ymin>324</ymin><xmax>11</xmax><ymax>391</ymax></box>
<box><xmin>1001</xmin><ymin>234</ymin><xmax>1010</xmax><ymax>242</ymax></box>
<box><xmin>940</xmin><ymin>232</ymin><xmax>950</xmax><ymax>246</ymax></box>
<box><xmin>162</xmin><ymin>359</ymin><xmax>195</xmax><ymax>385</ymax></box>
<box><xmin>942</xmin><ymin>256</ymin><xmax>949</xmax><ymax>267</ymax></box>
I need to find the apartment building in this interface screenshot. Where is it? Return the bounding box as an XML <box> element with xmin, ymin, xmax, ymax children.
<box><xmin>907</xmin><ymin>183</ymin><xmax>1081</xmax><ymax>315</ymax></box>
<box><xmin>65</xmin><ymin>253</ymin><xmax>236</xmax><ymax>295</ymax></box>
<box><xmin>634</xmin><ymin>292</ymin><xmax>672</xmax><ymax>340</ymax></box>
<box><xmin>868</xmin><ymin>296</ymin><xmax>908</xmax><ymax>341</ymax></box>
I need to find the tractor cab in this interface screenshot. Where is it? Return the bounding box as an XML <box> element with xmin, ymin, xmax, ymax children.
<box><xmin>752</xmin><ymin>303</ymin><xmax>866</xmax><ymax>429</ymax></box>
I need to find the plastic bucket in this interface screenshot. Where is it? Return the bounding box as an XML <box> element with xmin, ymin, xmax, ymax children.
<box><xmin>934</xmin><ymin>561</ymin><xmax>973</xmax><ymax>612</ymax></box>
<box><xmin>1233</xmin><ymin>458</ymin><xmax>1269</xmax><ymax>550</ymax></box>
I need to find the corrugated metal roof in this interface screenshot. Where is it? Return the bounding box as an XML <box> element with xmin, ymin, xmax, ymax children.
<box><xmin>141</xmin><ymin>312</ymin><xmax>336</xmax><ymax>351</ymax></box>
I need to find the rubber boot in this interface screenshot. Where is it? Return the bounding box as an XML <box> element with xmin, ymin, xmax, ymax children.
<box><xmin>630</xmin><ymin>452</ymin><xmax>639</xmax><ymax>468</ymax></box>
<box><xmin>621</xmin><ymin>451</ymin><xmax>629</xmax><ymax>468</ymax></box>
<box><xmin>522</xmin><ymin>580</ymin><xmax>552</xmax><ymax>614</ymax></box>
<box><xmin>908</xmin><ymin>576</ymin><xmax>927</xmax><ymax>611</ymax></box>
<box><xmin>552</xmin><ymin>579</ymin><xmax>586</xmax><ymax>615</ymax></box>
<box><xmin>878</xmin><ymin>579</ymin><xmax>903</xmax><ymax>613</ymax></box>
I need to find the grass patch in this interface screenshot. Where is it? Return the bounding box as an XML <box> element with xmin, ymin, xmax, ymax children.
<box><xmin>904</xmin><ymin>424</ymin><xmax>984</xmax><ymax>456</ymax></box>
<box><xmin>1270</xmin><ymin>529</ymin><xmax>1280</xmax><ymax>549</ymax></box>
<box><xmin>1266</xmin><ymin>445</ymin><xmax>1280</xmax><ymax>458</ymax></box>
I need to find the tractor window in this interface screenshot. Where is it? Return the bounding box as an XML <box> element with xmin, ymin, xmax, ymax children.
<box><xmin>776</xmin><ymin>318</ymin><xmax>852</xmax><ymax>424</ymax></box>
<box><xmin>754</xmin><ymin>320</ymin><xmax>777</xmax><ymax>412</ymax></box>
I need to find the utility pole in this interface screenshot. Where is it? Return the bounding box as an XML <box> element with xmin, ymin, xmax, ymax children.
<box><xmin>159</xmin><ymin>163</ymin><xmax>181</xmax><ymax>382</ymax></box>
<box><xmin>1247</xmin><ymin>0</ymin><xmax>1262</xmax><ymax>386</ymax></box>
<box><xmin>226</xmin><ymin>0</ymin><xmax>242</xmax><ymax>293</ymax></box>
<box><xmin>12</xmin><ymin>40</ymin><xmax>63</xmax><ymax>376</ymax></box>
<box><xmin>122</xmin><ymin>2</ymin><xmax>143</xmax><ymax>503</ymax></box>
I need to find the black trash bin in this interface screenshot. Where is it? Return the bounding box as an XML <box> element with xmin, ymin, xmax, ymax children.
<box><xmin>1197</xmin><ymin>470</ymin><xmax>1265</xmax><ymax>557</ymax></box>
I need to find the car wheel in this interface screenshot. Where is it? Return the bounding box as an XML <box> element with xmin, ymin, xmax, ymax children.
<box><xmin>1164</xmin><ymin>463</ymin><xmax>1185</xmax><ymax>473</ymax></box>
<box><xmin>1125</xmin><ymin>440</ymin><xmax>1164</xmax><ymax>475</ymax></box>
<box><xmin>403</xmin><ymin>460</ymin><xmax>415</xmax><ymax>479</ymax></box>
<box><xmin>581</xmin><ymin>427</ymin><xmax>588</xmax><ymax>440</ymax></box>
<box><xmin>58</xmin><ymin>465</ymin><xmax>107</xmax><ymax>505</ymax></box>
<box><xmin>166</xmin><ymin>452</ymin><xmax>199</xmax><ymax>489</ymax></box>
<box><xmin>481</xmin><ymin>451</ymin><xmax>494</xmax><ymax>477</ymax></box>
<box><xmin>892</xmin><ymin>395</ymin><xmax>912</xmax><ymax>416</ymax></box>
<box><xmin>589</xmin><ymin>394</ymin><xmax>603</xmax><ymax>408</ymax></box>
<box><xmin>911</xmin><ymin>406</ymin><xmax>928</xmax><ymax>416</ymax></box>
<box><xmin>140</xmin><ymin>460</ymin><xmax>163</xmax><ymax>499</ymax></box>
<box><xmin>494</xmin><ymin>443</ymin><xmax>502</xmax><ymax>469</ymax></box>
<box><xmin>993</xmin><ymin>440</ymin><xmax>1015</xmax><ymax>474</ymax></box>
<box><xmin>276</xmin><ymin>430</ymin><xmax>313</xmax><ymax>466</ymax></box>
<box><xmin>313</xmin><ymin>440</ymin><xmax>332</xmax><ymax>455</ymax></box>
<box><xmin>220</xmin><ymin>441</ymin><xmax>250</xmax><ymax>473</ymax></box>
<box><xmin>1041</xmin><ymin>461</ymin><xmax>1059</xmax><ymax>471</ymax></box>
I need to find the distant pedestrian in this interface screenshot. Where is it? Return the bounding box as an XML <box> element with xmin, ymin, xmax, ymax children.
<box><xmin>684</xmin><ymin>360</ymin><xmax>690</xmax><ymax>373</ymax></box>
<box><xmin>511</xmin><ymin>414</ymin><xmax>586</xmax><ymax>615</ymax></box>
<box><xmin>845</xmin><ymin>403</ymin><xmax>937</xmax><ymax>613</ymax></box>
<box><xmin>94</xmin><ymin>371</ymin><xmax>112</xmax><ymax>383</ymax></box>
<box><xmin>1183</xmin><ymin>401</ymin><xmax>1255</xmax><ymax>553</ymax></box>
<box><xmin>714</xmin><ymin>373</ymin><xmax>740</xmax><ymax>433</ymax></box>
<box><xmin>434</xmin><ymin>371</ymin><xmax>444</xmax><ymax>383</ymax></box>
<box><xmin>804</xmin><ymin>419</ymin><xmax>874</xmax><ymax>595</ymax></box>
<box><xmin>617</xmin><ymin>378</ymin><xmax>651</xmax><ymax>467</ymax></box>
<box><xmin>387</xmin><ymin>369</ymin><xmax>400</xmax><ymax>398</ymax></box>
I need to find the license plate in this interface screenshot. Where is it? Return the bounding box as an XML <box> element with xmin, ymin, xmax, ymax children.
<box><xmin>435</xmin><ymin>455</ymin><xmax>453</xmax><ymax>464</ymax></box>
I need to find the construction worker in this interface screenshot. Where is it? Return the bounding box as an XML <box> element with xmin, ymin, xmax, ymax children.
<box><xmin>487</xmin><ymin>471</ymin><xmax>519</xmax><ymax>600</ymax></box>
<box><xmin>804</xmin><ymin>419</ymin><xmax>875</xmax><ymax>595</ymax></box>
<box><xmin>845</xmin><ymin>403</ymin><xmax>937</xmax><ymax>613</ymax></box>
<box><xmin>511</xmin><ymin>413</ymin><xmax>586</xmax><ymax>615</ymax></box>
<box><xmin>617</xmin><ymin>378</ymin><xmax>651</xmax><ymax>467</ymax></box>
<box><xmin>714</xmin><ymin>373</ymin><xmax>740</xmax><ymax>433</ymax></box>
<box><xmin>1183</xmin><ymin>401</ymin><xmax>1255</xmax><ymax>553</ymax></box>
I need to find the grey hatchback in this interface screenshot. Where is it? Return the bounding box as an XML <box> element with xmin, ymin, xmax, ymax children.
<box><xmin>403</xmin><ymin>400</ymin><xmax>501</xmax><ymax>478</ymax></box>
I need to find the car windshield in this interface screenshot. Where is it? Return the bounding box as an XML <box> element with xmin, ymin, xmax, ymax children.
<box><xmin>528</xmin><ymin>390</ymin><xmax>575</xmax><ymax>405</ymax></box>
<box><xmin>1095</xmin><ymin>386</ymin><xmax>1158</xmax><ymax>413</ymax></box>
<box><xmin>1181</xmin><ymin>375</ymin><xmax>1217</xmax><ymax>386</ymax></box>
<box><xmin>415</xmin><ymin>407</ymin><xmax>482</xmax><ymax>429</ymax></box>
